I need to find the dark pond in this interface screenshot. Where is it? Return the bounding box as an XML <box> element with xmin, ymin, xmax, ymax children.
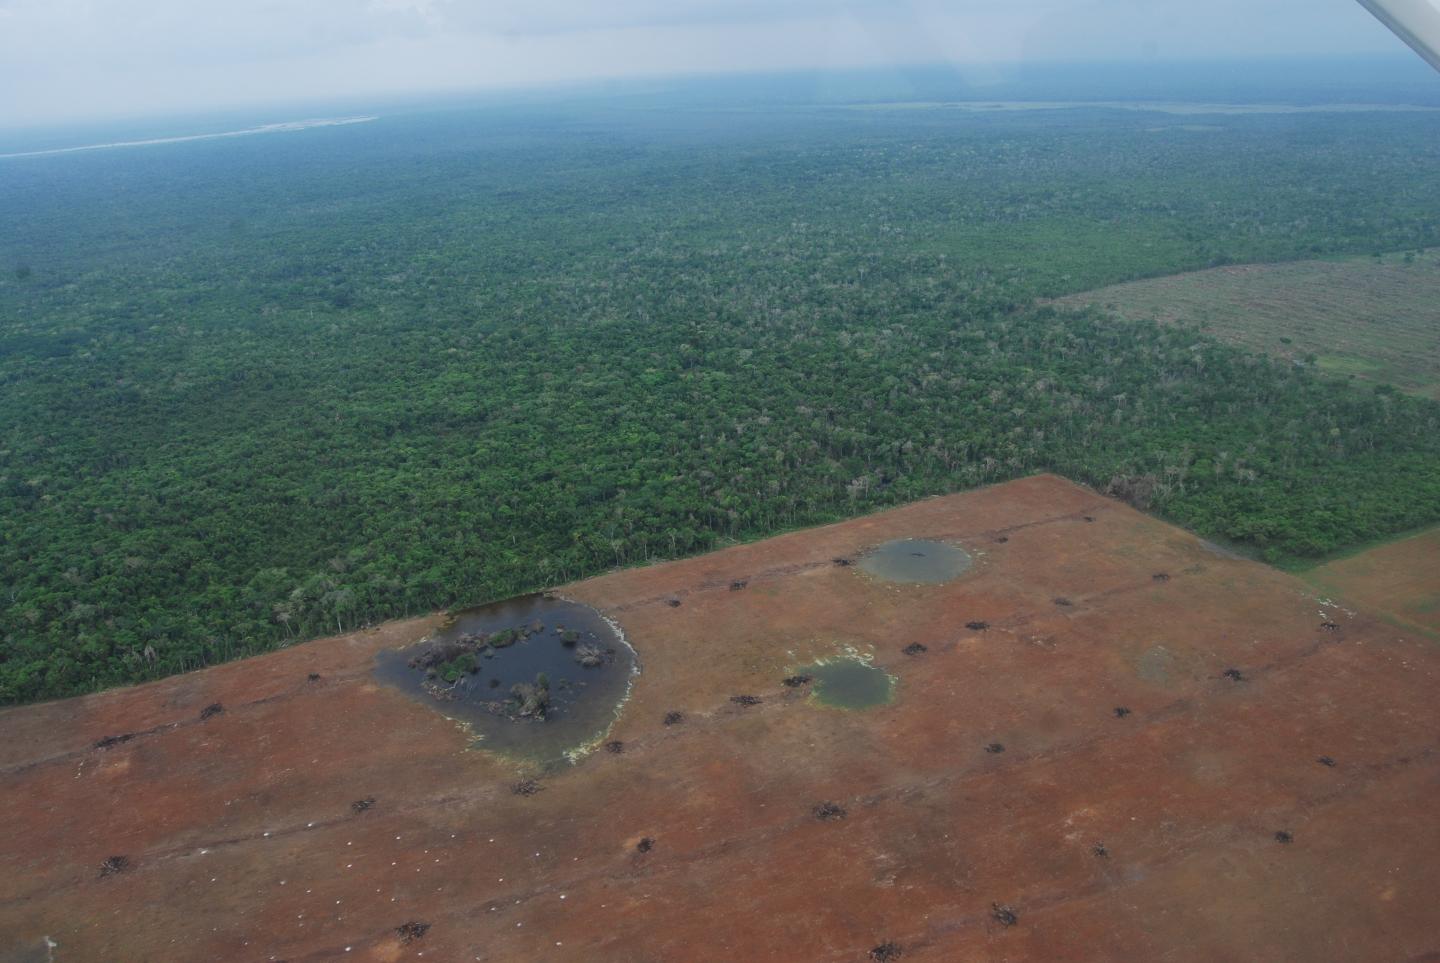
<box><xmin>857</xmin><ymin>538</ymin><xmax>972</xmax><ymax>584</ymax></box>
<box><xmin>375</xmin><ymin>594</ymin><xmax>636</xmax><ymax>764</ymax></box>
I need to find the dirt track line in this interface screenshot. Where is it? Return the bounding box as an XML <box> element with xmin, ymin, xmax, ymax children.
<box><xmin>128</xmin><ymin>595</ymin><xmax>1356</xmax><ymax>866</ymax></box>
<box><xmin>0</xmin><ymin>684</ymin><xmax>812</xmax><ymax>909</ymax></box>
<box><xmin>0</xmin><ymin>683</ymin><xmax>326</xmax><ymax>778</ymax></box>
<box><xmin>0</xmin><ymin>560</ymin><xmax>1348</xmax><ymax>913</ymax></box>
<box><xmin>284</xmin><ymin>741</ymin><xmax>1439</xmax><ymax>963</ymax></box>
<box><xmin>980</xmin><ymin>562</ymin><xmax>1362</xmax><ymax>649</ymax></box>
<box><xmin>0</xmin><ymin>659</ymin><xmax>1203</xmax><ymax>910</ymax></box>
<box><xmin>0</xmin><ymin>718</ymin><xmax>188</xmax><ymax>779</ymax></box>
<box><xmin>850</xmin><ymin>745</ymin><xmax>1440</xmax><ymax>963</ymax></box>
<box><xmin>0</xmin><ymin>502</ymin><xmax>1116</xmax><ymax>774</ymax></box>
<box><xmin>602</xmin><ymin>504</ymin><xmax>1113</xmax><ymax>614</ymax></box>
<box><xmin>154</xmin><ymin>621</ymin><xmax>1384</xmax><ymax>863</ymax></box>
<box><xmin>0</xmin><ymin>628</ymin><xmax>1416</xmax><ymax>920</ymax></box>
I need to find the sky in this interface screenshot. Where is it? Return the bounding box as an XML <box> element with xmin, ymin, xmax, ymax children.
<box><xmin>0</xmin><ymin>0</ymin><xmax>1417</xmax><ymax>127</ymax></box>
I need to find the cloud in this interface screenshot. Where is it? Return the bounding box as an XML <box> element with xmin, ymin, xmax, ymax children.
<box><xmin>0</xmin><ymin>0</ymin><xmax>1414</xmax><ymax>126</ymax></box>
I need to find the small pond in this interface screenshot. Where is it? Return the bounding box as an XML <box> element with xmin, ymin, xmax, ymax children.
<box><xmin>375</xmin><ymin>594</ymin><xmax>636</xmax><ymax>764</ymax></box>
<box><xmin>798</xmin><ymin>658</ymin><xmax>896</xmax><ymax>710</ymax></box>
<box><xmin>857</xmin><ymin>538</ymin><xmax>972</xmax><ymax>585</ymax></box>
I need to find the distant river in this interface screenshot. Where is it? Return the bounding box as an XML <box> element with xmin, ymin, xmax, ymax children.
<box><xmin>0</xmin><ymin>116</ymin><xmax>378</xmax><ymax>160</ymax></box>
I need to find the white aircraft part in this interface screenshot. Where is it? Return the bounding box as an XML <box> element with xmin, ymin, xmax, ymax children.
<box><xmin>1357</xmin><ymin>0</ymin><xmax>1440</xmax><ymax>72</ymax></box>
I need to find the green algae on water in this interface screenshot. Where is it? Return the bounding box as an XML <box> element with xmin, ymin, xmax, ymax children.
<box><xmin>801</xmin><ymin>658</ymin><xmax>896</xmax><ymax>710</ymax></box>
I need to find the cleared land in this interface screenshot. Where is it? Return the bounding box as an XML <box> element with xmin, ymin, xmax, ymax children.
<box><xmin>3</xmin><ymin>475</ymin><xmax>1440</xmax><ymax>961</ymax></box>
<box><xmin>1057</xmin><ymin>251</ymin><xmax>1440</xmax><ymax>398</ymax></box>
<box><xmin>1306</xmin><ymin>526</ymin><xmax>1440</xmax><ymax>637</ymax></box>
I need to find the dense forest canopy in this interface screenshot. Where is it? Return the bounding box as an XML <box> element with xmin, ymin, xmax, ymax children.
<box><xmin>3</xmin><ymin>87</ymin><xmax>1440</xmax><ymax>703</ymax></box>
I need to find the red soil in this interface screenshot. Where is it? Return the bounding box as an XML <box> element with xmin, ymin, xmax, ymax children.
<box><xmin>3</xmin><ymin>474</ymin><xmax>1438</xmax><ymax>962</ymax></box>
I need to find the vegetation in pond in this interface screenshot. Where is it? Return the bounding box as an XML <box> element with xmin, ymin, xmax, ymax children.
<box><xmin>407</xmin><ymin>618</ymin><xmax>548</xmax><ymax>685</ymax></box>
<box><xmin>3</xmin><ymin>100</ymin><xmax>1440</xmax><ymax>703</ymax></box>
<box><xmin>374</xmin><ymin>595</ymin><xmax>635</xmax><ymax>763</ymax></box>
<box><xmin>858</xmin><ymin>540</ymin><xmax>973</xmax><ymax>585</ymax></box>
<box><xmin>800</xmin><ymin>658</ymin><xmax>896</xmax><ymax>710</ymax></box>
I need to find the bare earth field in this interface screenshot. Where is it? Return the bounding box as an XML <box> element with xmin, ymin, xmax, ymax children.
<box><xmin>3</xmin><ymin>475</ymin><xmax>1440</xmax><ymax>962</ymax></box>
<box><xmin>1057</xmin><ymin>251</ymin><xmax>1440</xmax><ymax>398</ymax></box>
<box><xmin>1306</xmin><ymin>526</ymin><xmax>1440</xmax><ymax>638</ymax></box>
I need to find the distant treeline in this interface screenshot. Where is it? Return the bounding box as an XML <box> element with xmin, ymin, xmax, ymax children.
<box><xmin>2</xmin><ymin>103</ymin><xmax>1439</xmax><ymax>703</ymax></box>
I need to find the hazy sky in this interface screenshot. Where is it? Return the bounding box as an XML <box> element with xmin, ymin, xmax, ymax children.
<box><xmin>0</xmin><ymin>0</ymin><xmax>1414</xmax><ymax>126</ymax></box>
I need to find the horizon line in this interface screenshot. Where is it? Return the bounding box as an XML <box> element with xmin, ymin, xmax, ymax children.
<box><xmin>1</xmin><ymin>52</ymin><xmax>1433</xmax><ymax>135</ymax></box>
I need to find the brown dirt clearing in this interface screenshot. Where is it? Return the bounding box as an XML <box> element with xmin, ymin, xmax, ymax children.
<box><xmin>3</xmin><ymin>475</ymin><xmax>1439</xmax><ymax>961</ymax></box>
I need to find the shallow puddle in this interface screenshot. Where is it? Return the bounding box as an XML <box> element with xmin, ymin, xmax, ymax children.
<box><xmin>857</xmin><ymin>538</ymin><xmax>972</xmax><ymax>584</ymax></box>
<box><xmin>800</xmin><ymin>658</ymin><xmax>895</xmax><ymax>710</ymax></box>
<box><xmin>375</xmin><ymin>594</ymin><xmax>636</xmax><ymax>764</ymax></box>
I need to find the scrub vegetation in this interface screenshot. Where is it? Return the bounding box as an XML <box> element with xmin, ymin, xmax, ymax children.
<box><xmin>2</xmin><ymin>100</ymin><xmax>1440</xmax><ymax>702</ymax></box>
<box><xmin>1304</xmin><ymin>525</ymin><xmax>1440</xmax><ymax>636</ymax></box>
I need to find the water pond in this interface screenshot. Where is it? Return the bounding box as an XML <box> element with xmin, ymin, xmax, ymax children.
<box><xmin>375</xmin><ymin>594</ymin><xmax>636</xmax><ymax>764</ymax></box>
<box><xmin>857</xmin><ymin>538</ymin><xmax>972</xmax><ymax>585</ymax></box>
<box><xmin>798</xmin><ymin>658</ymin><xmax>895</xmax><ymax>710</ymax></box>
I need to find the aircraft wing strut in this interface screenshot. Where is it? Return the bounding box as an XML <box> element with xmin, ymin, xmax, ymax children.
<box><xmin>1357</xmin><ymin>0</ymin><xmax>1440</xmax><ymax>72</ymax></box>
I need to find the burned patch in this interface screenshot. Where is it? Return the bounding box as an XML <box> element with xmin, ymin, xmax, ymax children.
<box><xmin>1275</xmin><ymin>830</ymin><xmax>1294</xmax><ymax>844</ymax></box>
<box><xmin>782</xmin><ymin>675</ymin><xmax>813</xmax><ymax>688</ymax></box>
<box><xmin>395</xmin><ymin>921</ymin><xmax>430</xmax><ymax>945</ymax></box>
<box><xmin>94</xmin><ymin>733</ymin><xmax>135</xmax><ymax>750</ymax></box>
<box><xmin>812</xmin><ymin>801</ymin><xmax>848</xmax><ymax>821</ymax></box>
<box><xmin>730</xmin><ymin>695</ymin><xmax>762</xmax><ymax>707</ymax></box>
<box><xmin>199</xmin><ymin>703</ymin><xmax>224</xmax><ymax>721</ymax></box>
<box><xmin>1317</xmin><ymin>756</ymin><xmax>1337</xmax><ymax>768</ymax></box>
<box><xmin>663</xmin><ymin>711</ymin><xmax>684</xmax><ymax>726</ymax></box>
<box><xmin>512</xmin><ymin>779</ymin><xmax>543</xmax><ymax>797</ymax></box>
<box><xmin>902</xmin><ymin>643</ymin><xmax>928</xmax><ymax>656</ymax></box>
<box><xmin>350</xmin><ymin>797</ymin><xmax>376</xmax><ymax>814</ymax></box>
<box><xmin>636</xmin><ymin>837</ymin><xmax>655</xmax><ymax>853</ymax></box>
<box><xmin>605</xmin><ymin>740</ymin><xmax>625</xmax><ymax>754</ymax></box>
<box><xmin>869</xmin><ymin>942</ymin><xmax>903</xmax><ymax>962</ymax></box>
<box><xmin>966</xmin><ymin>621</ymin><xmax>990</xmax><ymax>632</ymax></box>
<box><xmin>984</xmin><ymin>743</ymin><xmax>1006</xmax><ymax>754</ymax></box>
<box><xmin>99</xmin><ymin>855</ymin><xmax>130</xmax><ymax>878</ymax></box>
<box><xmin>1223</xmin><ymin>668</ymin><xmax>1245</xmax><ymax>682</ymax></box>
<box><xmin>1114</xmin><ymin>707</ymin><xmax>1132</xmax><ymax>719</ymax></box>
<box><xmin>992</xmin><ymin>903</ymin><xmax>1019</xmax><ymax>927</ymax></box>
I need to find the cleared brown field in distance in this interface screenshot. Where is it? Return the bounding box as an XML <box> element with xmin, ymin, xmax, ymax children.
<box><xmin>3</xmin><ymin>475</ymin><xmax>1439</xmax><ymax>962</ymax></box>
<box><xmin>1306</xmin><ymin>526</ymin><xmax>1440</xmax><ymax>637</ymax></box>
<box><xmin>1057</xmin><ymin>251</ymin><xmax>1440</xmax><ymax>398</ymax></box>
